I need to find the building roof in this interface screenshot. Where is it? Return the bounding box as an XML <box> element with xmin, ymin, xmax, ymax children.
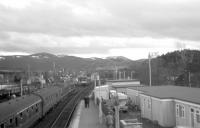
<box><xmin>106</xmin><ymin>79</ymin><xmax>139</xmax><ymax>83</ymax></box>
<box><xmin>0</xmin><ymin>94</ymin><xmax>41</xmax><ymax>122</ymax></box>
<box><xmin>0</xmin><ymin>70</ymin><xmax>24</xmax><ymax>73</ymax></box>
<box><xmin>128</xmin><ymin>85</ymin><xmax>200</xmax><ymax>105</ymax></box>
<box><xmin>111</xmin><ymin>84</ymin><xmax>142</xmax><ymax>88</ymax></box>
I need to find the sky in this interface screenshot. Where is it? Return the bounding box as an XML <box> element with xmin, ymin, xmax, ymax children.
<box><xmin>0</xmin><ymin>0</ymin><xmax>200</xmax><ymax>60</ymax></box>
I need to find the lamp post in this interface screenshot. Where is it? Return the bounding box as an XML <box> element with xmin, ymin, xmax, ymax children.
<box><xmin>131</xmin><ymin>71</ymin><xmax>135</xmax><ymax>80</ymax></box>
<box><xmin>123</xmin><ymin>71</ymin><xmax>126</xmax><ymax>80</ymax></box>
<box><xmin>94</xmin><ymin>73</ymin><xmax>97</xmax><ymax>104</ymax></box>
<box><xmin>98</xmin><ymin>74</ymin><xmax>103</xmax><ymax>124</ymax></box>
<box><xmin>114</xmin><ymin>92</ymin><xmax>120</xmax><ymax>128</ymax></box>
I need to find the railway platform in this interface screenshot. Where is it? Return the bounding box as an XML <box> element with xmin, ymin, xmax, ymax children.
<box><xmin>70</xmin><ymin>99</ymin><xmax>106</xmax><ymax>128</ymax></box>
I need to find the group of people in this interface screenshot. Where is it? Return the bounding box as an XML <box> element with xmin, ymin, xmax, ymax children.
<box><xmin>84</xmin><ymin>96</ymin><xmax>90</xmax><ymax>108</ymax></box>
<box><xmin>83</xmin><ymin>94</ymin><xmax>114</xmax><ymax>128</ymax></box>
<box><xmin>106</xmin><ymin>111</ymin><xmax>114</xmax><ymax>128</ymax></box>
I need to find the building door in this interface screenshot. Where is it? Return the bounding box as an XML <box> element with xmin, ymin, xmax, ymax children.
<box><xmin>190</xmin><ymin>108</ymin><xmax>195</xmax><ymax>128</ymax></box>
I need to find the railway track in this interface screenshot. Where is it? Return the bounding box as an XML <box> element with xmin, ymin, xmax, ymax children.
<box><xmin>50</xmin><ymin>86</ymin><xmax>93</xmax><ymax>128</ymax></box>
<box><xmin>32</xmin><ymin>88</ymin><xmax>78</xmax><ymax>128</ymax></box>
<box><xmin>32</xmin><ymin>85</ymin><xmax>93</xmax><ymax>128</ymax></box>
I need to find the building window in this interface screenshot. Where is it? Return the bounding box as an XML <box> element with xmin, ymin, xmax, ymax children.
<box><xmin>176</xmin><ymin>104</ymin><xmax>185</xmax><ymax>118</ymax></box>
<box><xmin>196</xmin><ymin>110</ymin><xmax>200</xmax><ymax>123</ymax></box>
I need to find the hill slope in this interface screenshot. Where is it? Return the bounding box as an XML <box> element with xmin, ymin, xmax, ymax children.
<box><xmin>0</xmin><ymin>53</ymin><xmax>133</xmax><ymax>73</ymax></box>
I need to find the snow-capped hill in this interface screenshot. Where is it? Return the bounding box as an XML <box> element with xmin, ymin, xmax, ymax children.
<box><xmin>57</xmin><ymin>55</ymin><xmax>68</xmax><ymax>58</ymax></box>
<box><xmin>31</xmin><ymin>55</ymin><xmax>40</xmax><ymax>59</ymax></box>
<box><xmin>0</xmin><ymin>57</ymin><xmax>5</xmax><ymax>61</ymax></box>
<box><xmin>106</xmin><ymin>56</ymin><xmax>132</xmax><ymax>61</ymax></box>
<box><xmin>16</xmin><ymin>56</ymin><xmax>22</xmax><ymax>58</ymax></box>
<box><xmin>89</xmin><ymin>57</ymin><xmax>101</xmax><ymax>60</ymax></box>
<box><xmin>30</xmin><ymin>52</ymin><xmax>56</xmax><ymax>59</ymax></box>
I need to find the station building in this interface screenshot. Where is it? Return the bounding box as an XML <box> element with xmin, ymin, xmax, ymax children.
<box><xmin>127</xmin><ymin>86</ymin><xmax>200</xmax><ymax>128</ymax></box>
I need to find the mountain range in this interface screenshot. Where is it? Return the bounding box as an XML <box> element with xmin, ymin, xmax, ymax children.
<box><xmin>0</xmin><ymin>52</ymin><xmax>133</xmax><ymax>73</ymax></box>
<box><xmin>1</xmin><ymin>50</ymin><xmax>200</xmax><ymax>87</ymax></box>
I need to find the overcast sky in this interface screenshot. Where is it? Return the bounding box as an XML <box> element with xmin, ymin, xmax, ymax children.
<box><xmin>0</xmin><ymin>0</ymin><xmax>200</xmax><ymax>60</ymax></box>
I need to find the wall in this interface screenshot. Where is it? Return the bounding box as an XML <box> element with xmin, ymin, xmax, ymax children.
<box><xmin>140</xmin><ymin>94</ymin><xmax>176</xmax><ymax>127</ymax></box>
<box><xmin>140</xmin><ymin>95</ymin><xmax>151</xmax><ymax>120</ymax></box>
<box><xmin>152</xmin><ymin>98</ymin><xmax>176</xmax><ymax>127</ymax></box>
<box><xmin>175</xmin><ymin>100</ymin><xmax>200</xmax><ymax>128</ymax></box>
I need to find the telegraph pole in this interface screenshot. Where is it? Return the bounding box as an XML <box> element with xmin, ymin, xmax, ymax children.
<box><xmin>53</xmin><ymin>62</ymin><xmax>56</xmax><ymax>85</ymax></box>
<box><xmin>27</xmin><ymin>64</ymin><xmax>31</xmax><ymax>93</ymax></box>
<box><xmin>119</xmin><ymin>71</ymin><xmax>121</xmax><ymax>80</ymax></box>
<box><xmin>148</xmin><ymin>53</ymin><xmax>152</xmax><ymax>87</ymax></box>
<box><xmin>131</xmin><ymin>71</ymin><xmax>135</xmax><ymax>80</ymax></box>
<box><xmin>123</xmin><ymin>71</ymin><xmax>126</xmax><ymax>79</ymax></box>
<box><xmin>20</xmin><ymin>79</ymin><xmax>23</xmax><ymax>96</ymax></box>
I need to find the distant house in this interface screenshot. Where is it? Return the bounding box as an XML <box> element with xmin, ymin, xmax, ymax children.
<box><xmin>127</xmin><ymin>86</ymin><xmax>200</xmax><ymax>128</ymax></box>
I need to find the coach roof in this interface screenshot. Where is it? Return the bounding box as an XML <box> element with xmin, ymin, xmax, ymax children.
<box><xmin>0</xmin><ymin>94</ymin><xmax>41</xmax><ymax>122</ymax></box>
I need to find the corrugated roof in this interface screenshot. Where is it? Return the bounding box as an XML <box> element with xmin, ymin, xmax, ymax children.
<box><xmin>128</xmin><ymin>86</ymin><xmax>200</xmax><ymax>105</ymax></box>
<box><xmin>0</xmin><ymin>95</ymin><xmax>41</xmax><ymax>122</ymax></box>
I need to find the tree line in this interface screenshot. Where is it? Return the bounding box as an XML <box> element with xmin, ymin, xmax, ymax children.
<box><xmin>130</xmin><ymin>49</ymin><xmax>200</xmax><ymax>87</ymax></box>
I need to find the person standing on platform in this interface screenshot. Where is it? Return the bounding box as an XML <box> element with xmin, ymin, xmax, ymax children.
<box><xmin>106</xmin><ymin>111</ymin><xmax>113</xmax><ymax>128</ymax></box>
<box><xmin>86</xmin><ymin>96</ymin><xmax>90</xmax><ymax>108</ymax></box>
<box><xmin>84</xmin><ymin>96</ymin><xmax>87</xmax><ymax>108</ymax></box>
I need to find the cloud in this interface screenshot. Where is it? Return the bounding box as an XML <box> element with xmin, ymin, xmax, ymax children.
<box><xmin>0</xmin><ymin>0</ymin><xmax>200</xmax><ymax>59</ymax></box>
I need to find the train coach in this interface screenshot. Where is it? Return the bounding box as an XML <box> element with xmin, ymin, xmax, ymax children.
<box><xmin>0</xmin><ymin>86</ymin><xmax>63</xmax><ymax>128</ymax></box>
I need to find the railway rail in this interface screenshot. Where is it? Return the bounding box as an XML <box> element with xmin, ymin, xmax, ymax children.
<box><xmin>32</xmin><ymin>85</ymin><xmax>93</xmax><ymax>128</ymax></box>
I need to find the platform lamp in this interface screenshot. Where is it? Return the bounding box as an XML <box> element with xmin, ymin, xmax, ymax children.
<box><xmin>114</xmin><ymin>90</ymin><xmax>120</xmax><ymax>128</ymax></box>
<box><xmin>97</xmin><ymin>74</ymin><xmax>103</xmax><ymax>124</ymax></box>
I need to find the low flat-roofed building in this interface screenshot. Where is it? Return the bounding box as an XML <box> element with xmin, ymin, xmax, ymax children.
<box><xmin>106</xmin><ymin>79</ymin><xmax>140</xmax><ymax>86</ymax></box>
<box><xmin>127</xmin><ymin>86</ymin><xmax>200</xmax><ymax>128</ymax></box>
<box><xmin>106</xmin><ymin>79</ymin><xmax>141</xmax><ymax>94</ymax></box>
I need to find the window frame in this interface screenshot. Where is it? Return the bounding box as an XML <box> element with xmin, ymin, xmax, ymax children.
<box><xmin>196</xmin><ymin>109</ymin><xmax>200</xmax><ymax>123</ymax></box>
<box><xmin>176</xmin><ymin>104</ymin><xmax>185</xmax><ymax>118</ymax></box>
